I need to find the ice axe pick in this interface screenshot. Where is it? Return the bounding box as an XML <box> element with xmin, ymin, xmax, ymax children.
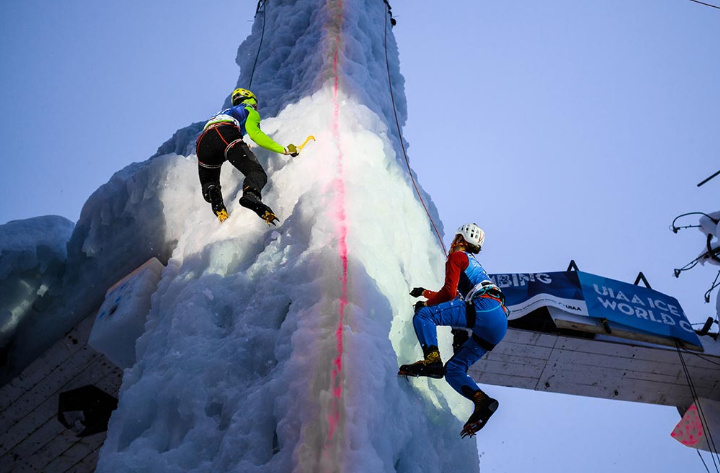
<box><xmin>297</xmin><ymin>135</ymin><xmax>316</xmax><ymax>153</ymax></box>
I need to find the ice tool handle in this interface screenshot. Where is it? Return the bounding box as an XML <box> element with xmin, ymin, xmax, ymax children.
<box><xmin>285</xmin><ymin>136</ymin><xmax>315</xmax><ymax>157</ymax></box>
<box><xmin>297</xmin><ymin>135</ymin><xmax>316</xmax><ymax>153</ymax></box>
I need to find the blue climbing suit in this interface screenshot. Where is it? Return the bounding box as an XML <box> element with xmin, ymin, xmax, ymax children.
<box><xmin>413</xmin><ymin>251</ymin><xmax>508</xmax><ymax>399</ymax></box>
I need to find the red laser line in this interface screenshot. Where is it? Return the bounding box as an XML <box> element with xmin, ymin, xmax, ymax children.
<box><xmin>326</xmin><ymin>2</ymin><xmax>347</xmax><ymax>446</ymax></box>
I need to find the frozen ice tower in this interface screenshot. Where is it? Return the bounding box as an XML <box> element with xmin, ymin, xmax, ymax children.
<box><xmin>93</xmin><ymin>1</ymin><xmax>480</xmax><ymax>471</ymax></box>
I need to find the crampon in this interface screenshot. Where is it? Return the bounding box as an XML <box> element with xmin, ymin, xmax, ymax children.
<box><xmin>460</xmin><ymin>422</ymin><xmax>483</xmax><ymax>439</ymax></box>
<box><xmin>215</xmin><ymin>209</ymin><xmax>229</xmax><ymax>223</ymax></box>
<box><xmin>397</xmin><ymin>361</ymin><xmax>444</xmax><ymax>379</ymax></box>
<box><xmin>460</xmin><ymin>397</ymin><xmax>498</xmax><ymax>439</ymax></box>
<box><xmin>397</xmin><ymin>349</ymin><xmax>444</xmax><ymax>379</ymax></box>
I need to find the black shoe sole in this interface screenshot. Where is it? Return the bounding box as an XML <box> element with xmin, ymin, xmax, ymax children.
<box><xmin>397</xmin><ymin>364</ymin><xmax>445</xmax><ymax>379</ymax></box>
<box><xmin>239</xmin><ymin>195</ymin><xmax>279</xmax><ymax>225</ymax></box>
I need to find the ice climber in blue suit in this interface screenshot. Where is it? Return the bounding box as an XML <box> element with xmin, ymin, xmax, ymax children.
<box><xmin>399</xmin><ymin>223</ymin><xmax>509</xmax><ymax>438</ymax></box>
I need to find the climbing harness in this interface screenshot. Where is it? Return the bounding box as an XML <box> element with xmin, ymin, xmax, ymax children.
<box><xmin>465</xmin><ymin>280</ymin><xmax>504</xmax><ymax>304</ymax></box>
<box><xmin>204</xmin><ymin>115</ymin><xmax>239</xmax><ymax>131</ymax></box>
<box><xmin>224</xmin><ymin>139</ymin><xmax>244</xmax><ymax>159</ymax></box>
<box><xmin>465</xmin><ymin>280</ymin><xmax>510</xmax><ymax>319</ymax></box>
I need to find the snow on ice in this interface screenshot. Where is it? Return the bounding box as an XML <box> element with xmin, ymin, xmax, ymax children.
<box><xmin>0</xmin><ymin>216</ymin><xmax>74</xmax><ymax>354</ymax></box>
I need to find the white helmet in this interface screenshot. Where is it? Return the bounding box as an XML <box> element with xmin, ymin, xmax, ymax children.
<box><xmin>456</xmin><ymin>223</ymin><xmax>485</xmax><ymax>249</ymax></box>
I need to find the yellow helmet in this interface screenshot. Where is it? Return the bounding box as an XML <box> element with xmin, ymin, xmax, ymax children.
<box><xmin>231</xmin><ymin>88</ymin><xmax>257</xmax><ymax>106</ymax></box>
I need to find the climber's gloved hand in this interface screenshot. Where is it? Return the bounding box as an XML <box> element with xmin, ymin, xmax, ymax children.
<box><xmin>414</xmin><ymin>300</ymin><xmax>426</xmax><ymax>313</ymax></box>
<box><xmin>409</xmin><ymin>287</ymin><xmax>426</xmax><ymax>298</ymax></box>
<box><xmin>285</xmin><ymin>144</ymin><xmax>299</xmax><ymax>157</ymax></box>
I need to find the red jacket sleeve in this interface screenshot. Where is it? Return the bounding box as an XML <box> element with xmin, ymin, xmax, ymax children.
<box><xmin>423</xmin><ymin>251</ymin><xmax>469</xmax><ymax>306</ymax></box>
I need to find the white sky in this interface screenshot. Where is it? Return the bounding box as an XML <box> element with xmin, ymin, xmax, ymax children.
<box><xmin>1</xmin><ymin>0</ymin><xmax>719</xmax><ymax>471</ymax></box>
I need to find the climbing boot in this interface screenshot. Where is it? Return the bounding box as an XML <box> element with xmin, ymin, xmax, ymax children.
<box><xmin>398</xmin><ymin>346</ymin><xmax>444</xmax><ymax>379</ymax></box>
<box><xmin>460</xmin><ymin>391</ymin><xmax>499</xmax><ymax>438</ymax></box>
<box><xmin>239</xmin><ymin>188</ymin><xmax>278</xmax><ymax>226</ymax></box>
<box><xmin>204</xmin><ymin>184</ymin><xmax>228</xmax><ymax>223</ymax></box>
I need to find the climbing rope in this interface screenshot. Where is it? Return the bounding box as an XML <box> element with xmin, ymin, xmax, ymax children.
<box><xmin>699</xmin><ymin>169</ymin><xmax>720</xmax><ymax>187</ymax></box>
<box><xmin>676</xmin><ymin>341</ymin><xmax>720</xmax><ymax>470</ymax></box>
<box><xmin>684</xmin><ymin>348</ymin><xmax>720</xmax><ymax>367</ymax></box>
<box><xmin>688</xmin><ymin>0</ymin><xmax>720</xmax><ymax>11</ymax></box>
<box><xmin>699</xmin><ymin>450</ymin><xmax>713</xmax><ymax>473</ymax></box>
<box><xmin>248</xmin><ymin>0</ymin><xmax>269</xmax><ymax>88</ymax></box>
<box><xmin>382</xmin><ymin>3</ymin><xmax>447</xmax><ymax>256</ymax></box>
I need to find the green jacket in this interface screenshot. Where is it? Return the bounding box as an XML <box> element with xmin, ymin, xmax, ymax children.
<box><xmin>204</xmin><ymin>101</ymin><xmax>285</xmax><ymax>154</ymax></box>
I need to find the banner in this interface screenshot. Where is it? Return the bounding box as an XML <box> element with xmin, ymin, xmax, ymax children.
<box><xmin>489</xmin><ymin>270</ymin><xmax>701</xmax><ymax>347</ymax></box>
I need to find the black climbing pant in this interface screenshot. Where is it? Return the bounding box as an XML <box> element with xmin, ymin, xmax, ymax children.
<box><xmin>195</xmin><ymin>123</ymin><xmax>268</xmax><ymax>197</ymax></box>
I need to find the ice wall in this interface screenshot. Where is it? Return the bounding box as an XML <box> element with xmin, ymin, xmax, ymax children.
<box><xmin>91</xmin><ymin>1</ymin><xmax>475</xmax><ymax>471</ymax></box>
<box><xmin>0</xmin><ymin>216</ymin><xmax>74</xmax><ymax>366</ymax></box>
<box><xmin>0</xmin><ymin>154</ymin><xmax>199</xmax><ymax>384</ymax></box>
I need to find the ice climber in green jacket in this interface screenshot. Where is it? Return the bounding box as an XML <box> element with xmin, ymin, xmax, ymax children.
<box><xmin>195</xmin><ymin>88</ymin><xmax>298</xmax><ymax>225</ymax></box>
